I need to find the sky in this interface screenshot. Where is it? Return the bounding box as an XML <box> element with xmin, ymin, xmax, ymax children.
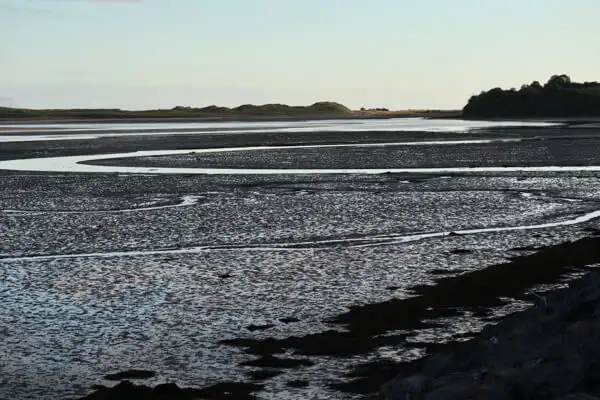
<box><xmin>1</xmin><ymin>0</ymin><xmax>599</xmax><ymax>110</ymax></box>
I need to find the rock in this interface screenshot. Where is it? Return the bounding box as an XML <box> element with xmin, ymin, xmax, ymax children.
<box><xmin>279</xmin><ymin>317</ymin><xmax>300</xmax><ymax>323</ymax></box>
<box><xmin>242</xmin><ymin>355</ymin><xmax>314</xmax><ymax>369</ymax></box>
<box><xmin>583</xmin><ymin>227</ymin><xmax>600</xmax><ymax>236</ymax></box>
<box><xmin>450</xmin><ymin>249</ymin><xmax>472</xmax><ymax>255</ymax></box>
<box><xmin>80</xmin><ymin>380</ymin><xmax>262</xmax><ymax>399</ymax></box>
<box><xmin>245</xmin><ymin>369</ymin><xmax>283</xmax><ymax>380</ymax></box>
<box><xmin>153</xmin><ymin>382</ymin><xmax>182</xmax><ymax>396</ymax></box>
<box><xmin>381</xmin><ymin>272</ymin><xmax>600</xmax><ymax>400</ymax></box>
<box><xmin>473</xmin><ymin>384</ymin><xmax>513</xmax><ymax>400</ymax></box>
<box><xmin>81</xmin><ymin>381</ymin><xmax>151</xmax><ymax>399</ymax></box>
<box><xmin>381</xmin><ymin>374</ymin><xmax>425</xmax><ymax>400</ymax></box>
<box><xmin>423</xmin><ymin>379</ymin><xmax>477</xmax><ymax>400</ymax></box>
<box><xmin>512</xmin><ymin>354</ymin><xmax>589</xmax><ymax>397</ymax></box>
<box><xmin>103</xmin><ymin>370</ymin><xmax>156</xmax><ymax>381</ymax></box>
<box><xmin>422</xmin><ymin>354</ymin><xmax>451</xmax><ymax>378</ymax></box>
<box><xmin>429</xmin><ymin>268</ymin><xmax>467</xmax><ymax>276</ymax></box>
<box><xmin>573</xmin><ymin>363</ymin><xmax>600</xmax><ymax>395</ymax></box>
<box><xmin>429</xmin><ymin>269</ymin><xmax>452</xmax><ymax>275</ymax></box>
<box><xmin>195</xmin><ymin>382</ymin><xmax>263</xmax><ymax>399</ymax></box>
<box><xmin>511</xmin><ymin>245</ymin><xmax>540</xmax><ymax>251</ymax></box>
<box><xmin>246</xmin><ymin>323</ymin><xmax>275</xmax><ymax>331</ymax></box>
<box><xmin>286</xmin><ymin>380</ymin><xmax>310</xmax><ymax>388</ymax></box>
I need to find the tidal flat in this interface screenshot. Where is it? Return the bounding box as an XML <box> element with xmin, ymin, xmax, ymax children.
<box><xmin>1</xmin><ymin>119</ymin><xmax>600</xmax><ymax>399</ymax></box>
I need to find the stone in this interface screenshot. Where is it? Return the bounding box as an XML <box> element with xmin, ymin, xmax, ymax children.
<box><xmin>381</xmin><ymin>374</ymin><xmax>425</xmax><ymax>400</ymax></box>
<box><xmin>103</xmin><ymin>370</ymin><xmax>156</xmax><ymax>381</ymax></box>
<box><xmin>380</xmin><ymin>272</ymin><xmax>600</xmax><ymax>400</ymax></box>
<box><xmin>246</xmin><ymin>323</ymin><xmax>276</xmax><ymax>331</ymax></box>
<box><xmin>279</xmin><ymin>317</ymin><xmax>300</xmax><ymax>323</ymax></box>
<box><xmin>245</xmin><ymin>369</ymin><xmax>283</xmax><ymax>380</ymax></box>
<box><xmin>422</xmin><ymin>354</ymin><xmax>451</xmax><ymax>378</ymax></box>
<box><xmin>242</xmin><ymin>355</ymin><xmax>314</xmax><ymax>368</ymax></box>
<box><xmin>286</xmin><ymin>380</ymin><xmax>310</xmax><ymax>388</ymax></box>
<box><xmin>423</xmin><ymin>380</ymin><xmax>476</xmax><ymax>400</ymax></box>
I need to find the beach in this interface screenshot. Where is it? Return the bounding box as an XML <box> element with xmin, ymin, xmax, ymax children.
<box><xmin>1</xmin><ymin>119</ymin><xmax>600</xmax><ymax>399</ymax></box>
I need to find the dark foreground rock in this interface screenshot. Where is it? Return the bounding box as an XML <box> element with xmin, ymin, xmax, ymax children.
<box><xmin>104</xmin><ymin>369</ymin><xmax>156</xmax><ymax>381</ymax></box>
<box><xmin>223</xmin><ymin>236</ymin><xmax>600</xmax><ymax>394</ymax></box>
<box><xmin>245</xmin><ymin>369</ymin><xmax>284</xmax><ymax>380</ymax></box>
<box><xmin>245</xmin><ymin>323</ymin><xmax>275</xmax><ymax>332</ymax></box>
<box><xmin>286</xmin><ymin>380</ymin><xmax>310</xmax><ymax>388</ymax></box>
<box><xmin>80</xmin><ymin>380</ymin><xmax>263</xmax><ymax>400</ymax></box>
<box><xmin>381</xmin><ymin>272</ymin><xmax>600</xmax><ymax>400</ymax></box>
<box><xmin>78</xmin><ymin>236</ymin><xmax>600</xmax><ymax>399</ymax></box>
<box><xmin>242</xmin><ymin>354</ymin><xmax>315</xmax><ymax>368</ymax></box>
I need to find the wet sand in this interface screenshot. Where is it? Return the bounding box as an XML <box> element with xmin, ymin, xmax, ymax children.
<box><xmin>76</xmin><ymin>234</ymin><xmax>600</xmax><ymax>399</ymax></box>
<box><xmin>222</xmin><ymin>234</ymin><xmax>600</xmax><ymax>394</ymax></box>
<box><xmin>2</xmin><ymin>123</ymin><xmax>600</xmax><ymax>399</ymax></box>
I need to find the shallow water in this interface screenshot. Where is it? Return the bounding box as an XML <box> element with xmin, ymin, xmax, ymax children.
<box><xmin>1</xmin><ymin>124</ymin><xmax>600</xmax><ymax>399</ymax></box>
<box><xmin>0</xmin><ymin>117</ymin><xmax>560</xmax><ymax>141</ymax></box>
<box><xmin>0</xmin><ymin>117</ymin><xmax>560</xmax><ymax>132</ymax></box>
<box><xmin>4</xmin><ymin>140</ymin><xmax>600</xmax><ymax>175</ymax></box>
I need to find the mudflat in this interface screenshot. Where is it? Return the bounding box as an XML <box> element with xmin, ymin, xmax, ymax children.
<box><xmin>1</xmin><ymin>122</ymin><xmax>600</xmax><ymax>399</ymax></box>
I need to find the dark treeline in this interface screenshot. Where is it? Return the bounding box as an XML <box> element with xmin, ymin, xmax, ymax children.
<box><xmin>463</xmin><ymin>74</ymin><xmax>600</xmax><ymax>118</ymax></box>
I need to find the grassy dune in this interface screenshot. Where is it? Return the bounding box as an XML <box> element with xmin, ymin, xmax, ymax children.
<box><xmin>0</xmin><ymin>102</ymin><xmax>459</xmax><ymax>123</ymax></box>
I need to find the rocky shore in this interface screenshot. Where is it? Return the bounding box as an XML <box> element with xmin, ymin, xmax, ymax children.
<box><xmin>381</xmin><ymin>271</ymin><xmax>600</xmax><ymax>400</ymax></box>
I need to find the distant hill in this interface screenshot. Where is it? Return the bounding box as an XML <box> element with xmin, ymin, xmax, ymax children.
<box><xmin>0</xmin><ymin>102</ymin><xmax>354</xmax><ymax>121</ymax></box>
<box><xmin>463</xmin><ymin>74</ymin><xmax>600</xmax><ymax>118</ymax></box>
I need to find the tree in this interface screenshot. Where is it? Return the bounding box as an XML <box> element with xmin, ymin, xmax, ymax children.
<box><xmin>546</xmin><ymin>74</ymin><xmax>571</xmax><ymax>88</ymax></box>
<box><xmin>462</xmin><ymin>74</ymin><xmax>600</xmax><ymax>118</ymax></box>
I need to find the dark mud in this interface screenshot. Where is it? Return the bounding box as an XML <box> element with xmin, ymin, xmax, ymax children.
<box><xmin>104</xmin><ymin>370</ymin><xmax>156</xmax><ymax>381</ymax></box>
<box><xmin>88</xmin><ymin>135</ymin><xmax>600</xmax><ymax>170</ymax></box>
<box><xmin>241</xmin><ymin>355</ymin><xmax>315</xmax><ymax>369</ymax></box>
<box><xmin>80</xmin><ymin>380</ymin><xmax>263</xmax><ymax>400</ymax></box>
<box><xmin>381</xmin><ymin>272</ymin><xmax>600</xmax><ymax>399</ymax></box>
<box><xmin>0</xmin><ymin>125</ymin><xmax>588</xmax><ymax>162</ymax></box>
<box><xmin>75</xmin><ymin>235</ymin><xmax>600</xmax><ymax>399</ymax></box>
<box><xmin>222</xmin><ymin>236</ymin><xmax>600</xmax><ymax>394</ymax></box>
<box><xmin>286</xmin><ymin>380</ymin><xmax>310</xmax><ymax>389</ymax></box>
<box><xmin>245</xmin><ymin>369</ymin><xmax>284</xmax><ymax>380</ymax></box>
<box><xmin>3</xmin><ymin>125</ymin><xmax>600</xmax><ymax>399</ymax></box>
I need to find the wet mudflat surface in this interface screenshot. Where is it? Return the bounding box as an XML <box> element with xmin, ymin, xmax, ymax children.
<box><xmin>91</xmin><ymin>135</ymin><xmax>600</xmax><ymax>169</ymax></box>
<box><xmin>1</xmin><ymin>124</ymin><xmax>600</xmax><ymax>399</ymax></box>
<box><xmin>0</xmin><ymin>124</ymin><xmax>589</xmax><ymax>162</ymax></box>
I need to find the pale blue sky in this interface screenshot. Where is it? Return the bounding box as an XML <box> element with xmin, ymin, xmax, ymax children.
<box><xmin>1</xmin><ymin>0</ymin><xmax>599</xmax><ymax>110</ymax></box>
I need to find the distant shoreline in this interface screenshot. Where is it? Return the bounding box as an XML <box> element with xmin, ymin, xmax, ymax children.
<box><xmin>2</xmin><ymin>107</ymin><xmax>600</xmax><ymax>128</ymax></box>
<box><xmin>0</xmin><ymin>111</ymin><xmax>461</xmax><ymax>125</ymax></box>
<box><xmin>0</xmin><ymin>102</ymin><xmax>463</xmax><ymax>125</ymax></box>
<box><xmin>4</xmin><ymin>74</ymin><xmax>598</xmax><ymax>126</ymax></box>
<box><xmin>2</xmin><ymin>115</ymin><xmax>600</xmax><ymax>128</ymax></box>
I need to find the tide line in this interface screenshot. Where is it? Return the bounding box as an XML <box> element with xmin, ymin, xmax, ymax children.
<box><xmin>2</xmin><ymin>208</ymin><xmax>598</xmax><ymax>263</ymax></box>
<box><xmin>5</xmin><ymin>139</ymin><xmax>600</xmax><ymax>175</ymax></box>
<box><xmin>3</xmin><ymin>195</ymin><xmax>202</xmax><ymax>215</ymax></box>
